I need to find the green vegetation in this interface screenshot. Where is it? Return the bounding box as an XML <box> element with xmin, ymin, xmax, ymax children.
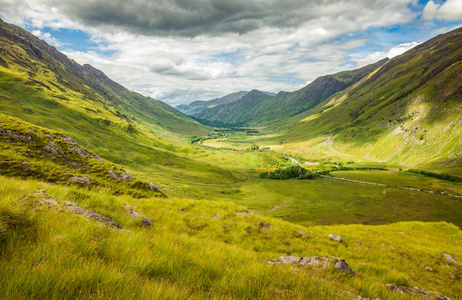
<box><xmin>259</xmin><ymin>165</ymin><xmax>319</xmax><ymax>180</ymax></box>
<box><xmin>406</xmin><ymin>169</ymin><xmax>462</xmax><ymax>183</ymax></box>
<box><xmin>0</xmin><ymin>175</ymin><xmax>461</xmax><ymax>299</ymax></box>
<box><xmin>1</xmin><ymin>19</ymin><xmax>462</xmax><ymax>299</ymax></box>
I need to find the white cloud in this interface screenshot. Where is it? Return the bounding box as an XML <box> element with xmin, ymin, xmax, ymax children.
<box><xmin>31</xmin><ymin>29</ymin><xmax>68</xmax><ymax>47</ymax></box>
<box><xmin>423</xmin><ymin>0</ymin><xmax>462</xmax><ymax>21</ymax></box>
<box><xmin>350</xmin><ymin>42</ymin><xmax>419</xmax><ymax>67</ymax></box>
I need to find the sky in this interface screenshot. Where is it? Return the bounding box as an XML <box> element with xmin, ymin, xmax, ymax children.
<box><xmin>1</xmin><ymin>0</ymin><xmax>462</xmax><ymax>106</ymax></box>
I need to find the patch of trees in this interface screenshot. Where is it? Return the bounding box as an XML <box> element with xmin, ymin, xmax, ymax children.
<box><xmin>260</xmin><ymin>166</ymin><xmax>318</xmax><ymax>180</ymax></box>
<box><xmin>406</xmin><ymin>169</ymin><xmax>462</xmax><ymax>183</ymax></box>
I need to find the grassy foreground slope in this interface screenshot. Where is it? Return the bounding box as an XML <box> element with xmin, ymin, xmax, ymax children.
<box><xmin>0</xmin><ymin>175</ymin><xmax>461</xmax><ymax>299</ymax></box>
<box><xmin>281</xmin><ymin>26</ymin><xmax>462</xmax><ymax>174</ymax></box>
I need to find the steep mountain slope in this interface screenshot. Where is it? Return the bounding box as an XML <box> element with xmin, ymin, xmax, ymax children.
<box><xmin>176</xmin><ymin>91</ymin><xmax>249</xmax><ymax>115</ymax></box>
<box><xmin>0</xmin><ymin>19</ymin><xmax>216</xmax><ymax>169</ymax></box>
<box><xmin>283</xmin><ymin>26</ymin><xmax>462</xmax><ymax>174</ymax></box>
<box><xmin>0</xmin><ymin>18</ymin><xmax>208</xmax><ymax>142</ymax></box>
<box><xmin>195</xmin><ymin>60</ymin><xmax>387</xmax><ymax>127</ymax></box>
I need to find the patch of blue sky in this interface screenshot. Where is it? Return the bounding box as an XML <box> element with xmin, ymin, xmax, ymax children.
<box><xmin>268</xmin><ymin>75</ymin><xmax>304</xmax><ymax>84</ymax></box>
<box><xmin>213</xmin><ymin>49</ymin><xmax>241</xmax><ymax>62</ymax></box>
<box><xmin>24</xmin><ymin>26</ymin><xmax>116</xmax><ymax>56</ymax></box>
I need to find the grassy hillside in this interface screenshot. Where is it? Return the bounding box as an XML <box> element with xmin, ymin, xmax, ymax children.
<box><xmin>0</xmin><ymin>175</ymin><xmax>461</xmax><ymax>299</ymax></box>
<box><xmin>278</xmin><ymin>26</ymin><xmax>462</xmax><ymax>174</ymax></box>
<box><xmin>0</xmin><ymin>18</ymin><xmax>208</xmax><ymax>144</ymax></box>
<box><xmin>195</xmin><ymin>60</ymin><xmax>387</xmax><ymax>128</ymax></box>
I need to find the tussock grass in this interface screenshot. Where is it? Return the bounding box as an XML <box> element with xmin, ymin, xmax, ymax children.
<box><xmin>0</xmin><ymin>175</ymin><xmax>460</xmax><ymax>299</ymax></box>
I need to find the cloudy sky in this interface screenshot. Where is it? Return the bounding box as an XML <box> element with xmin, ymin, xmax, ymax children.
<box><xmin>1</xmin><ymin>0</ymin><xmax>462</xmax><ymax>105</ymax></box>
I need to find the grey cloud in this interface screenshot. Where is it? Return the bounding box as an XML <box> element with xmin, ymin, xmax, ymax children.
<box><xmin>27</xmin><ymin>0</ymin><xmax>413</xmax><ymax>37</ymax></box>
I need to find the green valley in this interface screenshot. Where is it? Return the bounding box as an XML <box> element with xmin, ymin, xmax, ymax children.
<box><xmin>0</xmin><ymin>17</ymin><xmax>461</xmax><ymax>300</ymax></box>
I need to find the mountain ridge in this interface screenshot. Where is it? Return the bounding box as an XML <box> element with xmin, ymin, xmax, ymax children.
<box><xmin>176</xmin><ymin>90</ymin><xmax>275</xmax><ymax>115</ymax></box>
<box><xmin>194</xmin><ymin>59</ymin><xmax>388</xmax><ymax>127</ymax></box>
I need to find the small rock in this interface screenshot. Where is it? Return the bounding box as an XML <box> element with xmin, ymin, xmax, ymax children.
<box><xmin>210</xmin><ymin>214</ymin><xmax>223</xmax><ymax>220</ymax></box>
<box><xmin>69</xmin><ymin>176</ymin><xmax>91</xmax><ymax>185</ymax></box>
<box><xmin>106</xmin><ymin>169</ymin><xmax>132</xmax><ymax>182</ymax></box>
<box><xmin>59</xmin><ymin>135</ymin><xmax>76</xmax><ymax>143</ymax></box>
<box><xmin>270</xmin><ymin>256</ymin><xmax>358</xmax><ymax>275</ymax></box>
<box><xmin>328</xmin><ymin>234</ymin><xmax>342</xmax><ymax>242</ymax></box>
<box><xmin>70</xmin><ymin>145</ymin><xmax>103</xmax><ymax>161</ymax></box>
<box><xmin>30</xmin><ymin>190</ymin><xmax>58</xmax><ymax>207</ymax></box>
<box><xmin>294</xmin><ymin>229</ymin><xmax>306</xmax><ymax>236</ymax></box>
<box><xmin>387</xmin><ymin>284</ymin><xmax>451</xmax><ymax>300</ymax></box>
<box><xmin>147</xmin><ymin>182</ymin><xmax>159</xmax><ymax>192</ymax></box>
<box><xmin>424</xmin><ymin>266</ymin><xmax>433</xmax><ymax>272</ymax></box>
<box><xmin>442</xmin><ymin>253</ymin><xmax>458</xmax><ymax>263</ymax></box>
<box><xmin>43</xmin><ymin>141</ymin><xmax>61</xmax><ymax>155</ymax></box>
<box><xmin>22</xmin><ymin>161</ymin><xmax>32</xmax><ymax>171</ymax></box>
<box><xmin>63</xmin><ymin>202</ymin><xmax>122</xmax><ymax>229</ymax></box>
<box><xmin>125</xmin><ymin>205</ymin><xmax>154</xmax><ymax>227</ymax></box>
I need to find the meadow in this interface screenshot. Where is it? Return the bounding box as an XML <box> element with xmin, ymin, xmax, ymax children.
<box><xmin>1</xmin><ymin>175</ymin><xmax>461</xmax><ymax>299</ymax></box>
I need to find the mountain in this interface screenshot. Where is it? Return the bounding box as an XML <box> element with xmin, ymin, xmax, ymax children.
<box><xmin>176</xmin><ymin>90</ymin><xmax>276</xmax><ymax>115</ymax></box>
<box><xmin>194</xmin><ymin>59</ymin><xmax>388</xmax><ymax>127</ymax></box>
<box><xmin>281</xmin><ymin>26</ymin><xmax>462</xmax><ymax>174</ymax></box>
<box><xmin>0</xmin><ymin>18</ymin><xmax>211</xmax><ymax>166</ymax></box>
<box><xmin>193</xmin><ymin>89</ymin><xmax>274</xmax><ymax>126</ymax></box>
<box><xmin>176</xmin><ymin>91</ymin><xmax>249</xmax><ymax>115</ymax></box>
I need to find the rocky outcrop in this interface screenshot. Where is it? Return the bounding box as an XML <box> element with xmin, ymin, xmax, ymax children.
<box><xmin>269</xmin><ymin>256</ymin><xmax>358</xmax><ymax>275</ymax></box>
<box><xmin>69</xmin><ymin>176</ymin><xmax>91</xmax><ymax>185</ymax></box>
<box><xmin>107</xmin><ymin>169</ymin><xmax>132</xmax><ymax>182</ymax></box>
<box><xmin>125</xmin><ymin>205</ymin><xmax>153</xmax><ymax>227</ymax></box>
<box><xmin>387</xmin><ymin>284</ymin><xmax>451</xmax><ymax>300</ymax></box>
<box><xmin>0</xmin><ymin>128</ymin><xmax>34</xmax><ymax>142</ymax></box>
<box><xmin>70</xmin><ymin>144</ymin><xmax>103</xmax><ymax>161</ymax></box>
<box><xmin>63</xmin><ymin>202</ymin><xmax>122</xmax><ymax>229</ymax></box>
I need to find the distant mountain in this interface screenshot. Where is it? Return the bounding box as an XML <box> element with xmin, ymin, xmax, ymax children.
<box><xmin>176</xmin><ymin>90</ymin><xmax>276</xmax><ymax>115</ymax></box>
<box><xmin>194</xmin><ymin>60</ymin><xmax>387</xmax><ymax>127</ymax></box>
<box><xmin>194</xmin><ymin>90</ymin><xmax>274</xmax><ymax>126</ymax></box>
<box><xmin>283</xmin><ymin>26</ymin><xmax>462</xmax><ymax>173</ymax></box>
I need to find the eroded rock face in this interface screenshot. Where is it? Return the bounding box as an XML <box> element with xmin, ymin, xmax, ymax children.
<box><xmin>63</xmin><ymin>202</ymin><xmax>122</xmax><ymax>229</ymax></box>
<box><xmin>387</xmin><ymin>284</ymin><xmax>451</xmax><ymax>300</ymax></box>
<box><xmin>269</xmin><ymin>256</ymin><xmax>358</xmax><ymax>275</ymax></box>
<box><xmin>124</xmin><ymin>205</ymin><xmax>154</xmax><ymax>227</ymax></box>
